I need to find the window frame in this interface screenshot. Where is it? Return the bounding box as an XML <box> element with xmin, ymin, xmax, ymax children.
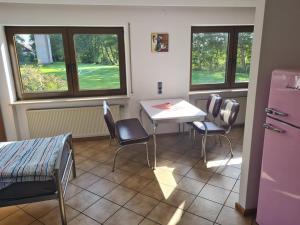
<box><xmin>5</xmin><ymin>26</ymin><xmax>127</xmax><ymax>100</ymax></box>
<box><xmin>190</xmin><ymin>25</ymin><xmax>254</xmax><ymax>91</ymax></box>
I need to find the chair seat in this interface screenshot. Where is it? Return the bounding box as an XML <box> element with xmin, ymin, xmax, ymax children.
<box><xmin>116</xmin><ymin>118</ymin><xmax>149</xmax><ymax>145</ymax></box>
<box><xmin>193</xmin><ymin>121</ymin><xmax>225</xmax><ymax>135</ymax></box>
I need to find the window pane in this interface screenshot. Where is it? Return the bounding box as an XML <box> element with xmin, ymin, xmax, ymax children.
<box><xmin>73</xmin><ymin>34</ymin><xmax>121</xmax><ymax>90</ymax></box>
<box><xmin>14</xmin><ymin>34</ymin><xmax>68</xmax><ymax>93</ymax></box>
<box><xmin>235</xmin><ymin>32</ymin><xmax>253</xmax><ymax>83</ymax></box>
<box><xmin>191</xmin><ymin>32</ymin><xmax>229</xmax><ymax>85</ymax></box>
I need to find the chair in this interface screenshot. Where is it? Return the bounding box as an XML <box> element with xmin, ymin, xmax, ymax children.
<box><xmin>190</xmin><ymin>94</ymin><xmax>223</xmax><ymax>139</ymax></box>
<box><xmin>103</xmin><ymin>101</ymin><xmax>150</xmax><ymax>171</ymax></box>
<box><xmin>193</xmin><ymin>99</ymin><xmax>240</xmax><ymax>163</ymax></box>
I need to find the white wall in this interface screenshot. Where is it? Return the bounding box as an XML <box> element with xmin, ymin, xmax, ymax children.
<box><xmin>0</xmin><ymin>4</ymin><xmax>255</xmax><ymax>139</ymax></box>
<box><xmin>240</xmin><ymin>0</ymin><xmax>300</xmax><ymax>210</ymax></box>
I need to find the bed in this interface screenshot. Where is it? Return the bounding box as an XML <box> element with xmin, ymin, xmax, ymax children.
<box><xmin>0</xmin><ymin>133</ymin><xmax>76</xmax><ymax>225</ymax></box>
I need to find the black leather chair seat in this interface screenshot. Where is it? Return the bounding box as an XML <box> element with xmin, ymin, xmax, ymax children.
<box><xmin>193</xmin><ymin>121</ymin><xmax>225</xmax><ymax>135</ymax></box>
<box><xmin>116</xmin><ymin>118</ymin><xmax>149</xmax><ymax>145</ymax></box>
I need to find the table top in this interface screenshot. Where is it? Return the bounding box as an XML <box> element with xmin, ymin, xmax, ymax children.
<box><xmin>140</xmin><ymin>98</ymin><xmax>206</xmax><ymax>123</ymax></box>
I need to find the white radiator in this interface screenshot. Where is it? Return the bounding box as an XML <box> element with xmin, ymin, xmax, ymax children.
<box><xmin>26</xmin><ymin>105</ymin><xmax>121</xmax><ymax>138</ymax></box>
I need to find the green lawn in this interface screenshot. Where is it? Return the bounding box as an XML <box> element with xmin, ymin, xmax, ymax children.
<box><xmin>21</xmin><ymin>63</ymin><xmax>249</xmax><ymax>91</ymax></box>
<box><xmin>37</xmin><ymin>62</ymin><xmax>120</xmax><ymax>90</ymax></box>
<box><xmin>192</xmin><ymin>70</ymin><xmax>249</xmax><ymax>84</ymax></box>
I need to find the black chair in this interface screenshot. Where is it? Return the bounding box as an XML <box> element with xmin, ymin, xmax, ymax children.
<box><xmin>190</xmin><ymin>94</ymin><xmax>223</xmax><ymax>139</ymax></box>
<box><xmin>103</xmin><ymin>101</ymin><xmax>150</xmax><ymax>171</ymax></box>
<box><xmin>193</xmin><ymin>99</ymin><xmax>240</xmax><ymax>163</ymax></box>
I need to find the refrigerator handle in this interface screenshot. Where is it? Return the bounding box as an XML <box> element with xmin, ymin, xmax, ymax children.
<box><xmin>265</xmin><ymin>108</ymin><xmax>288</xmax><ymax>117</ymax></box>
<box><xmin>263</xmin><ymin>123</ymin><xmax>285</xmax><ymax>133</ymax></box>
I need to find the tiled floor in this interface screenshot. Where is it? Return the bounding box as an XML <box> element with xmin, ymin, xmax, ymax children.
<box><xmin>0</xmin><ymin>127</ymin><xmax>258</xmax><ymax>225</ymax></box>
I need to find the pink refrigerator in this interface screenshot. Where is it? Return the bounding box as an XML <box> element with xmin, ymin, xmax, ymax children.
<box><xmin>257</xmin><ymin>69</ymin><xmax>300</xmax><ymax>225</ymax></box>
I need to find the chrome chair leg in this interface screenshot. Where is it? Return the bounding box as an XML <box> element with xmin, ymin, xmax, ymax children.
<box><xmin>193</xmin><ymin>129</ymin><xmax>196</xmax><ymax>143</ymax></box>
<box><xmin>145</xmin><ymin>143</ymin><xmax>150</xmax><ymax>168</ymax></box>
<box><xmin>203</xmin><ymin>133</ymin><xmax>207</xmax><ymax>163</ymax></box>
<box><xmin>112</xmin><ymin>146</ymin><xmax>125</xmax><ymax>172</ymax></box>
<box><xmin>223</xmin><ymin>135</ymin><xmax>234</xmax><ymax>157</ymax></box>
<box><xmin>201</xmin><ymin>135</ymin><xmax>204</xmax><ymax>158</ymax></box>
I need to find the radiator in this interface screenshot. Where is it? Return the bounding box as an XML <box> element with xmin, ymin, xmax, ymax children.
<box><xmin>195</xmin><ymin>96</ymin><xmax>247</xmax><ymax>125</ymax></box>
<box><xmin>26</xmin><ymin>105</ymin><xmax>121</xmax><ymax>138</ymax></box>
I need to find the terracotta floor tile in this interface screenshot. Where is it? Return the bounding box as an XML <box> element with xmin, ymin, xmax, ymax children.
<box><xmin>65</xmin><ymin>183</ymin><xmax>83</xmax><ymax>200</ymax></box>
<box><xmin>225</xmin><ymin>191</ymin><xmax>239</xmax><ymax>208</ymax></box>
<box><xmin>177</xmin><ymin>177</ymin><xmax>205</xmax><ymax>195</ymax></box>
<box><xmin>199</xmin><ymin>184</ymin><xmax>230</xmax><ymax>204</ymax></box>
<box><xmin>69</xmin><ymin>214</ymin><xmax>101</xmax><ymax>225</ymax></box>
<box><xmin>104</xmin><ymin>208</ymin><xmax>143</xmax><ymax>225</ymax></box>
<box><xmin>76</xmin><ymin>159</ymin><xmax>99</xmax><ymax>171</ymax></box>
<box><xmin>216</xmin><ymin>166</ymin><xmax>241</xmax><ymax>179</ymax></box>
<box><xmin>153</xmin><ymin>169</ymin><xmax>183</xmax><ymax>187</ymax></box>
<box><xmin>0</xmin><ymin>206</ymin><xmax>19</xmax><ymax>220</ymax></box>
<box><xmin>177</xmin><ymin>212</ymin><xmax>213</xmax><ymax>225</ymax></box>
<box><xmin>89</xmin><ymin>164</ymin><xmax>112</xmax><ymax>177</ymax></box>
<box><xmin>168</xmin><ymin>162</ymin><xmax>192</xmax><ymax>176</ymax></box>
<box><xmin>137</xmin><ymin>167</ymin><xmax>156</xmax><ymax>179</ymax></box>
<box><xmin>208</xmin><ymin>174</ymin><xmax>236</xmax><ymax>190</ymax></box>
<box><xmin>0</xmin><ymin>210</ymin><xmax>35</xmax><ymax>225</ymax></box>
<box><xmin>187</xmin><ymin>197</ymin><xmax>222</xmax><ymax>222</ymax></box>
<box><xmin>147</xmin><ymin>202</ymin><xmax>184</xmax><ymax>225</ymax></box>
<box><xmin>66</xmin><ymin>190</ymin><xmax>100</xmax><ymax>212</ymax></box>
<box><xmin>30</xmin><ymin>221</ymin><xmax>44</xmax><ymax>225</ymax></box>
<box><xmin>232</xmin><ymin>179</ymin><xmax>240</xmax><ymax>193</ymax></box>
<box><xmin>186</xmin><ymin>168</ymin><xmax>214</xmax><ymax>183</ymax></box>
<box><xmin>139</xmin><ymin>218</ymin><xmax>160</xmax><ymax>225</ymax></box>
<box><xmin>23</xmin><ymin>200</ymin><xmax>58</xmax><ymax>219</ymax></box>
<box><xmin>87</xmin><ymin>178</ymin><xmax>118</xmax><ymax>196</ymax></box>
<box><xmin>117</xmin><ymin>161</ymin><xmax>145</xmax><ymax>174</ymax></box>
<box><xmin>105</xmin><ymin>170</ymin><xmax>131</xmax><ymax>184</ymax></box>
<box><xmin>104</xmin><ymin>185</ymin><xmax>137</xmax><ymax>205</ymax></box>
<box><xmin>140</xmin><ymin>180</ymin><xmax>174</xmax><ymax>201</ymax></box>
<box><xmin>216</xmin><ymin>206</ymin><xmax>252</xmax><ymax>225</ymax></box>
<box><xmin>39</xmin><ymin>205</ymin><xmax>79</xmax><ymax>225</ymax></box>
<box><xmin>121</xmin><ymin>175</ymin><xmax>152</xmax><ymax>192</ymax></box>
<box><xmin>71</xmin><ymin>172</ymin><xmax>100</xmax><ymax>189</ymax></box>
<box><xmin>162</xmin><ymin>189</ymin><xmax>196</xmax><ymax>210</ymax></box>
<box><xmin>83</xmin><ymin>198</ymin><xmax>120</xmax><ymax>223</ymax></box>
<box><xmin>125</xmin><ymin>193</ymin><xmax>159</xmax><ymax>216</ymax></box>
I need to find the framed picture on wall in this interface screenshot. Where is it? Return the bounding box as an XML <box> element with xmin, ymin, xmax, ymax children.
<box><xmin>151</xmin><ymin>33</ymin><xmax>169</xmax><ymax>52</ymax></box>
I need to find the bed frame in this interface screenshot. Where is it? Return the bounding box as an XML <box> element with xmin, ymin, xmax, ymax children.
<box><xmin>0</xmin><ymin>134</ymin><xmax>76</xmax><ymax>225</ymax></box>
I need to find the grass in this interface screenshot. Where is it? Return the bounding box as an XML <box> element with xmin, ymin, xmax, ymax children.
<box><xmin>192</xmin><ymin>70</ymin><xmax>249</xmax><ymax>85</ymax></box>
<box><xmin>31</xmin><ymin>62</ymin><xmax>121</xmax><ymax>90</ymax></box>
<box><xmin>21</xmin><ymin>63</ymin><xmax>249</xmax><ymax>91</ymax></box>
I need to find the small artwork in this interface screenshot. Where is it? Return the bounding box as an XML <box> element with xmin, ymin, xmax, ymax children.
<box><xmin>151</xmin><ymin>33</ymin><xmax>169</xmax><ymax>52</ymax></box>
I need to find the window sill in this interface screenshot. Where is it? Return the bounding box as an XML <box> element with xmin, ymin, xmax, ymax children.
<box><xmin>189</xmin><ymin>88</ymin><xmax>248</xmax><ymax>96</ymax></box>
<box><xmin>10</xmin><ymin>95</ymin><xmax>130</xmax><ymax>106</ymax></box>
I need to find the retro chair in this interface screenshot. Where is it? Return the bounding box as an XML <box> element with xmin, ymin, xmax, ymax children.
<box><xmin>103</xmin><ymin>101</ymin><xmax>150</xmax><ymax>171</ymax></box>
<box><xmin>190</xmin><ymin>94</ymin><xmax>223</xmax><ymax>139</ymax></box>
<box><xmin>193</xmin><ymin>99</ymin><xmax>240</xmax><ymax>162</ymax></box>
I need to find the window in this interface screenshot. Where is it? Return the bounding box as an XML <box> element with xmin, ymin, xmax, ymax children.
<box><xmin>190</xmin><ymin>26</ymin><xmax>254</xmax><ymax>90</ymax></box>
<box><xmin>5</xmin><ymin>27</ymin><xmax>127</xmax><ymax>100</ymax></box>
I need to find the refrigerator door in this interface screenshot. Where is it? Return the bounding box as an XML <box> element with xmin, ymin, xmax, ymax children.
<box><xmin>267</xmin><ymin>70</ymin><xmax>300</xmax><ymax>127</ymax></box>
<box><xmin>257</xmin><ymin>117</ymin><xmax>300</xmax><ymax>225</ymax></box>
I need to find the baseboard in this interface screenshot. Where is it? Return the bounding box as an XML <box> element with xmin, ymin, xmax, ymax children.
<box><xmin>235</xmin><ymin>202</ymin><xmax>257</xmax><ymax>217</ymax></box>
<box><xmin>73</xmin><ymin>135</ymin><xmax>110</xmax><ymax>142</ymax></box>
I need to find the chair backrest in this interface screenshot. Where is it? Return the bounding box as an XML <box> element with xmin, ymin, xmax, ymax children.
<box><xmin>220</xmin><ymin>99</ymin><xmax>240</xmax><ymax>127</ymax></box>
<box><xmin>103</xmin><ymin>100</ymin><xmax>116</xmax><ymax>138</ymax></box>
<box><xmin>206</xmin><ymin>94</ymin><xmax>223</xmax><ymax>119</ymax></box>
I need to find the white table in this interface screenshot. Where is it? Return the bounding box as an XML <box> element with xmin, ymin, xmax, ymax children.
<box><xmin>139</xmin><ymin>98</ymin><xmax>206</xmax><ymax>169</ymax></box>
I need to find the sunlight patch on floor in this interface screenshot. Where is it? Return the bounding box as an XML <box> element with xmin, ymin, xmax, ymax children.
<box><xmin>206</xmin><ymin>156</ymin><xmax>242</xmax><ymax>168</ymax></box>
